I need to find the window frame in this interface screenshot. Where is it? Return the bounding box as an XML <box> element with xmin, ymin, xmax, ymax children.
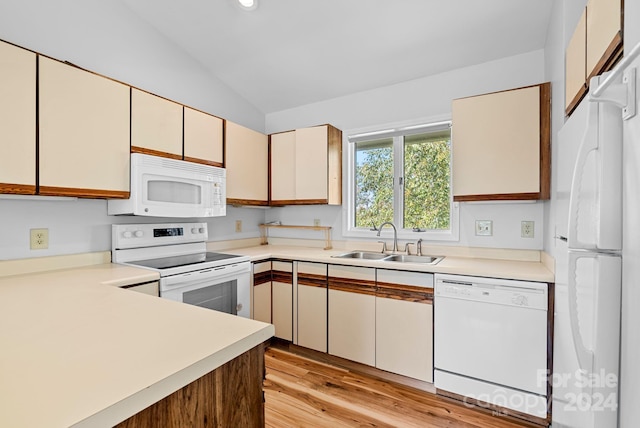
<box><xmin>342</xmin><ymin>117</ymin><xmax>459</xmax><ymax>242</ymax></box>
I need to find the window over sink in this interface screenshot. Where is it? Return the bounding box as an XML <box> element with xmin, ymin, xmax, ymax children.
<box><xmin>344</xmin><ymin>119</ymin><xmax>459</xmax><ymax>241</ymax></box>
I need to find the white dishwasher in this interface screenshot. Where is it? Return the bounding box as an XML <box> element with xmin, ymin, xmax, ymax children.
<box><xmin>434</xmin><ymin>274</ymin><xmax>549</xmax><ymax>420</ymax></box>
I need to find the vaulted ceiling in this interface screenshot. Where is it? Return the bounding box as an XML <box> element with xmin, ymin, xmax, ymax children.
<box><xmin>122</xmin><ymin>0</ymin><xmax>554</xmax><ymax>114</ymax></box>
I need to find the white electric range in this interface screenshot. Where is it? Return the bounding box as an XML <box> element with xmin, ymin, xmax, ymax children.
<box><xmin>111</xmin><ymin>222</ymin><xmax>251</xmax><ymax>318</ymax></box>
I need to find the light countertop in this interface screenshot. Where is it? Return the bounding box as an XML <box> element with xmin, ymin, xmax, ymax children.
<box><xmin>0</xmin><ymin>264</ymin><xmax>274</xmax><ymax>427</ymax></box>
<box><xmin>218</xmin><ymin>244</ymin><xmax>555</xmax><ymax>283</ymax></box>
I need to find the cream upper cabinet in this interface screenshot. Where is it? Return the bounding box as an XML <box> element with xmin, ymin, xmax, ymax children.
<box><xmin>38</xmin><ymin>57</ymin><xmax>130</xmax><ymax>198</ymax></box>
<box><xmin>375</xmin><ymin>270</ymin><xmax>433</xmax><ymax>382</ymax></box>
<box><xmin>586</xmin><ymin>0</ymin><xmax>622</xmax><ymax>80</ymax></box>
<box><xmin>183</xmin><ymin>107</ymin><xmax>223</xmax><ymax>166</ymax></box>
<box><xmin>452</xmin><ymin>83</ymin><xmax>551</xmax><ymax>201</ymax></box>
<box><xmin>0</xmin><ymin>40</ymin><xmax>36</xmax><ymax>195</ymax></box>
<box><xmin>565</xmin><ymin>0</ymin><xmax>622</xmax><ymax>116</ymax></box>
<box><xmin>225</xmin><ymin>121</ymin><xmax>269</xmax><ymax>205</ymax></box>
<box><xmin>565</xmin><ymin>10</ymin><xmax>587</xmax><ymax>115</ymax></box>
<box><xmin>270</xmin><ymin>124</ymin><xmax>342</xmax><ymax>206</ymax></box>
<box><xmin>296</xmin><ymin>262</ymin><xmax>328</xmax><ymax>353</ymax></box>
<box><xmin>270</xmin><ymin>131</ymin><xmax>296</xmax><ymax>201</ymax></box>
<box><xmin>328</xmin><ymin>265</ymin><xmax>376</xmax><ymax>366</ymax></box>
<box><xmin>131</xmin><ymin>88</ymin><xmax>183</xmax><ymax>159</ymax></box>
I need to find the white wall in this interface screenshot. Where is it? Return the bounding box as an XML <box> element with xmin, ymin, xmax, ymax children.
<box><xmin>0</xmin><ymin>197</ymin><xmax>264</xmax><ymax>260</ymax></box>
<box><xmin>265</xmin><ymin>50</ymin><xmax>548</xmax><ymax>250</ymax></box>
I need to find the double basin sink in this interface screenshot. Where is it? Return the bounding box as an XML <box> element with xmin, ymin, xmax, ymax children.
<box><xmin>331</xmin><ymin>251</ymin><xmax>443</xmax><ymax>265</ymax></box>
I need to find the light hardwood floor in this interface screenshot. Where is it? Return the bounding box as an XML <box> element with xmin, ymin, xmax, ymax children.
<box><xmin>264</xmin><ymin>346</ymin><xmax>540</xmax><ymax>428</ymax></box>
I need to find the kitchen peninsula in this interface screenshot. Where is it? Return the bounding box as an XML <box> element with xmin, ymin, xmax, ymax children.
<box><xmin>0</xmin><ymin>264</ymin><xmax>274</xmax><ymax>427</ymax></box>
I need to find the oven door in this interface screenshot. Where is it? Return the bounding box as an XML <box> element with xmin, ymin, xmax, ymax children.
<box><xmin>160</xmin><ymin>262</ymin><xmax>250</xmax><ymax>318</ymax></box>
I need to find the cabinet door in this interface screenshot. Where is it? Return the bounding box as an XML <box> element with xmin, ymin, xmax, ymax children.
<box><xmin>272</xmin><ymin>261</ymin><xmax>293</xmax><ymax>341</ymax></box>
<box><xmin>183</xmin><ymin>107</ymin><xmax>223</xmax><ymax>166</ymax></box>
<box><xmin>131</xmin><ymin>88</ymin><xmax>183</xmax><ymax>159</ymax></box>
<box><xmin>39</xmin><ymin>57</ymin><xmax>130</xmax><ymax>198</ymax></box>
<box><xmin>452</xmin><ymin>83</ymin><xmax>550</xmax><ymax>201</ymax></box>
<box><xmin>252</xmin><ymin>261</ymin><xmax>272</xmax><ymax>324</ymax></box>
<box><xmin>566</xmin><ymin>10</ymin><xmax>587</xmax><ymax>115</ymax></box>
<box><xmin>225</xmin><ymin>121</ymin><xmax>269</xmax><ymax>205</ymax></box>
<box><xmin>297</xmin><ymin>262</ymin><xmax>327</xmax><ymax>352</ymax></box>
<box><xmin>270</xmin><ymin>130</ymin><xmax>296</xmax><ymax>202</ymax></box>
<box><xmin>376</xmin><ymin>269</ymin><xmax>433</xmax><ymax>382</ymax></box>
<box><xmin>328</xmin><ymin>265</ymin><xmax>376</xmax><ymax>366</ymax></box>
<box><xmin>295</xmin><ymin>126</ymin><xmax>328</xmax><ymax>202</ymax></box>
<box><xmin>0</xmin><ymin>41</ymin><xmax>36</xmax><ymax>194</ymax></box>
<box><xmin>586</xmin><ymin>0</ymin><xmax>622</xmax><ymax>80</ymax></box>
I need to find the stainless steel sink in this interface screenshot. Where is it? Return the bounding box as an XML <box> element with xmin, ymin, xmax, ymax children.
<box><xmin>331</xmin><ymin>251</ymin><xmax>389</xmax><ymax>260</ymax></box>
<box><xmin>383</xmin><ymin>254</ymin><xmax>443</xmax><ymax>264</ymax></box>
<box><xmin>331</xmin><ymin>251</ymin><xmax>443</xmax><ymax>265</ymax></box>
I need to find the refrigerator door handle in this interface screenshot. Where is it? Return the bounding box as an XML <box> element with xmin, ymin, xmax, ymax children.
<box><xmin>567</xmin><ymin>102</ymin><xmax>599</xmax><ymax>250</ymax></box>
<box><xmin>567</xmin><ymin>251</ymin><xmax>595</xmax><ymax>375</ymax></box>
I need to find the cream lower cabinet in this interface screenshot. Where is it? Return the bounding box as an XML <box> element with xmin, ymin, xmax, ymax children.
<box><xmin>38</xmin><ymin>57</ymin><xmax>130</xmax><ymax>198</ymax></box>
<box><xmin>328</xmin><ymin>265</ymin><xmax>376</xmax><ymax>366</ymax></box>
<box><xmin>252</xmin><ymin>261</ymin><xmax>272</xmax><ymax>324</ymax></box>
<box><xmin>225</xmin><ymin>121</ymin><xmax>269</xmax><ymax>206</ymax></box>
<box><xmin>375</xmin><ymin>270</ymin><xmax>434</xmax><ymax>382</ymax></box>
<box><xmin>272</xmin><ymin>261</ymin><xmax>293</xmax><ymax>341</ymax></box>
<box><xmin>296</xmin><ymin>262</ymin><xmax>328</xmax><ymax>352</ymax></box>
<box><xmin>0</xmin><ymin>40</ymin><xmax>36</xmax><ymax>195</ymax></box>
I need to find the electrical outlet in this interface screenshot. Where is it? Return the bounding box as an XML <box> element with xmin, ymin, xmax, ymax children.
<box><xmin>521</xmin><ymin>220</ymin><xmax>535</xmax><ymax>238</ymax></box>
<box><xmin>313</xmin><ymin>219</ymin><xmax>321</xmax><ymax>227</ymax></box>
<box><xmin>30</xmin><ymin>228</ymin><xmax>49</xmax><ymax>250</ymax></box>
<box><xmin>475</xmin><ymin>220</ymin><xmax>493</xmax><ymax>236</ymax></box>
<box><xmin>235</xmin><ymin>220</ymin><xmax>242</xmax><ymax>233</ymax></box>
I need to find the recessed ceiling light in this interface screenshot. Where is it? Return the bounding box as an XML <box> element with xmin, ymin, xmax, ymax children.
<box><xmin>238</xmin><ymin>0</ymin><xmax>258</xmax><ymax>11</ymax></box>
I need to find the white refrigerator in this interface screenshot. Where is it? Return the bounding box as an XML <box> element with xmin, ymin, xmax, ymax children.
<box><xmin>552</xmin><ymin>56</ymin><xmax>638</xmax><ymax>426</ymax></box>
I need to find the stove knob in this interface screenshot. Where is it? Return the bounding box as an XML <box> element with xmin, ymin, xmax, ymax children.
<box><xmin>199</xmin><ymin>227</ymin><xmax>205</xmax><ymax>234</ymax></box>
<box><xmin>191</xmin><ymin>227</ymin><xmax>198</xmax><ymax>234</ymax></box>
<box><xmin>123</xmin><ymin>231</ymin><xmax>132</xmax><ymax>238</ymax></box>
<box><xmin>134</xmin><ymin>230</ymin><xmax>144</xmax><ymax>238</ymax></box>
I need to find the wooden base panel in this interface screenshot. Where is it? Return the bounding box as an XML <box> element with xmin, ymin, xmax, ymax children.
<box><xmin>116</xmin><ymin>342</ymin><xmax>265</xmax><ymax>428</ymax></box>
<box><xmin>0</xmin><ymin>183</ymin><xmax>36</xmax><ymax>195</ymax></box>
<box><xmin>38</xmin><ymin>186</ymin><xmax>129</xmax><ymax>199</ymax></box>
<box><xmin>265</xmin><ymin>345</ymin><xmax>538</xmax><ymax>428</ymax></box>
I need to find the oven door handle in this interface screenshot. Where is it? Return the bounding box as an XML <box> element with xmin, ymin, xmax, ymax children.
<box><xmin>161</xmin><ymin>263</ymin><xmax>249</xmax><ymax>288</ymax></box>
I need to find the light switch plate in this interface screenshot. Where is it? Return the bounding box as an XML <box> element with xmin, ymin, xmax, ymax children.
<box><xmin>475</xmin><ymin>220</ymin><xmax>493</xmax><ymax>236</ymax></box>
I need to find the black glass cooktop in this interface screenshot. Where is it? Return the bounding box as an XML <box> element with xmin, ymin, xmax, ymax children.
<box><xmin>129</xmin><ymin>252</ymin><xmax>242</xmax><ymax>270</ymax></box>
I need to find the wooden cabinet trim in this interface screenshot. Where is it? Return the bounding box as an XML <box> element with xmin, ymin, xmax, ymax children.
<box><xmin>454</xmin><ymin>192</ymin><xmax>542</xmax><ymax>202</ymax></box>
<box><xmin>272</xmin><ymin>270</ymin><xmax>293</xmax><ymax>284</ymax></box>
<box><xmin>183</xmin><ymin>156</ymin><xmax>223</xmax><ymax>168</ymax></box>
<box><xmin>297</xmin><ymin>272</ymin><xmax>327</xmax><ymax>288</ymax></box>
<box><xmin>376</xmin><ymin>282</ymin><xmax>434</xmax><ymax>303</ymax></box>
<box><xmin>0</xmin><ymin>184</ymin><xmax>36</xmax><ymax>195</ymax></box>
<box><xmin>131</xmin><ymin>146</ymin><xmax>183</xmax><ymax>160</ymax></box>
<box><xmin>328</xmin><ymin>277</ymin><xmax>376</xmax><ymax>296</ymax></box>
<box><xmin>253</xmin><ymin>270</ymin><xmax>272</xmax><ymax>286</ymax></box>
<box><xmin>227</xmin><ymin>198</ymin><xmax>270</xmax><ymax>206</ymax></box>
<box><xmin>538</xmin><ymin>82</ymin><xmax>551</xmax><ymax>200</ymax></box>
<box><xmin>39</xmin><ymin>186</ymin><xmax>129</xmax><ymax>199</ymax></box>
<box><xmin>565</xmin><ymin>84</ymin><xmax>588</xmax><ymax>117</ymax></box>
<box><xmin>270</xmin><ymin>198</ymin><xmax>329</xmax><ymax>206</ymax></box>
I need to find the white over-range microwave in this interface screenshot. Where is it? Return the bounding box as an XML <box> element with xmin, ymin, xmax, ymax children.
<box><xmin>108</xmin><ymin>153</ymin><xmax>226</xmax><ymax>218</ymax></box>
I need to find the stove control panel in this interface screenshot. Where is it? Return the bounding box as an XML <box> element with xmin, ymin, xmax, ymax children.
<box><xmin>112</xmin><ymin>222</ymin><xmax>208</xmax><ymax>250</ymax></box>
